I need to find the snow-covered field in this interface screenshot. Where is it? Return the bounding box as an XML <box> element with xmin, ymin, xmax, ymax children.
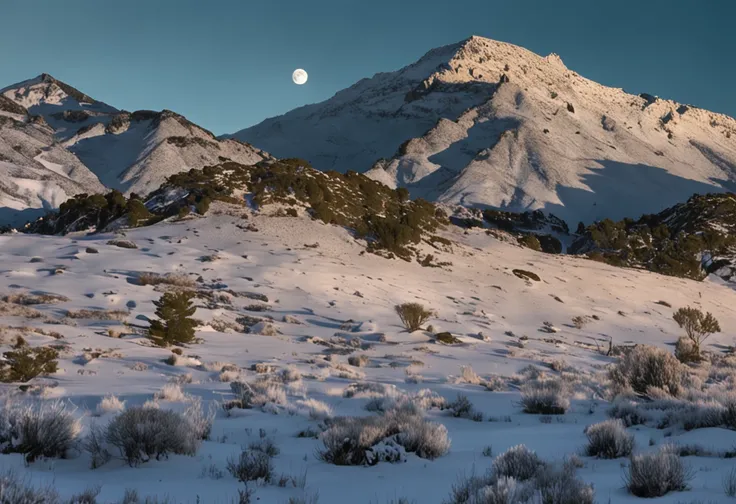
<box><xmin>1</xmin><ymin>206</ymin><xmax>736</xmax><ymax>503</ymax></box>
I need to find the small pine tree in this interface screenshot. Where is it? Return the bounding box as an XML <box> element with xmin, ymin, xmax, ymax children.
<box><xmin>672</xmin><ymin>306</ymin><xmax>720</xmax><ymax>358</ymax></box>
<box><xmin>127</xmin><ymin>199</ymin><xmax>152</xmax><ymax>227</ymax></box>
<box><xmin>195</xmin><ymin>197</ymin><xmax>211</xmax><ymax>215</ymax></box>
<box><xmin>0</xmin><ymin>346</ymin><xmax>59</xmax><ymax>382</ymax></box>
<box><xmin>148</xmin><ymin>291</ymin><xmax>197</xmax><ymax>347</ymax></box>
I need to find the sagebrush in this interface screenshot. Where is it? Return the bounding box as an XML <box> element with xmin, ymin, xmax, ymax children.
<box><xmin>395</xmin><ymin>303</ymin><xmax>433</xmax><ymax>332</ymax></box>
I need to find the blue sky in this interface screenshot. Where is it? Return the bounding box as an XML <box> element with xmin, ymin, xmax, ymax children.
<box><xmin>1</xmin><ymin>0</ymin><xmax>733</xmax><ymax>135</ymax></box>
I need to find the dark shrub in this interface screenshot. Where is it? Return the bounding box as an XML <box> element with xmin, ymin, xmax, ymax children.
<box><xmin>672</xmin><ymin>306</ymin><xmax>720</xmax><ymax>357</ymax></box>
<box><xmin>518</xmin><ymin>234</ymin><xmax>542</xmax><ymax>252</ymax></box>
<box><xmin>227</xmin><ymin>449</ymin><xmax>273</xmax><ymax>483</ymax></box>
<box><xmin>584</xmin><ymin>419</ymin><xmax>634</xmax><ymax>458</ymax></box>
<box><xmin>395</xmin><ymin>303</ymin><xmax>433</xmax><ymax>332</ymax></box>
<box><xmin>0</xmin><ymin>346</ymin><xmax>58</xmax><ymax>383</ymax></box>
<box><xmin>104</xmin><ymin>407</ymin><xmax>199</xmax><ymax>466</ymax></box>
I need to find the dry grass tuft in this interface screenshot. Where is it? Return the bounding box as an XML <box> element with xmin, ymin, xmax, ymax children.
<box><xmin>138</xmin><ymin>272</ymin><xmax>196</xmax><ymax>288</ymax></box>
<box><xmin>65</xmin><ymin>309</ymin><xmax>128</xmax><ymax>321</ymax></box>
<box><xmin>2</xmin><ymin>292</ymin><xmax>69</xmax><ymax>305</ymax></box>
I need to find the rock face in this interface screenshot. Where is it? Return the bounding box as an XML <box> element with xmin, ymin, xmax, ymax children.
<box><xmin>231</xmin><ymin>36</ymin><xmax>736</xmax><ymax>226</ymax></box>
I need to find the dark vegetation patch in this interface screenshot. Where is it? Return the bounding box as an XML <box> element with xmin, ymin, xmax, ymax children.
<box><xmin>570</xmin><ymin>193</ymin><xmax>736</xmax><ymax>281</ymax></box>
<box><xmin>512</xmin><ymin>269</ymin><xmax>540</xmax><ymax>282</ymax></box>
<box><xmin>26</xmin><ymin>159</ymin><xmax>447</xmax><ymax>260</ymax></box>
<box><xmin>166</xmin><ymin>136</ymin><xmax>219</xmax><ymax>149</ymax></box>
<box><xmin>28</xmin><ymin>191</ymin><xmax>155</xmax><ymax>234</ymax></box>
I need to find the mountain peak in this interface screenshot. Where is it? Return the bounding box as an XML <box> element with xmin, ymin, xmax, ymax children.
<box><xmin>1</xmin><ymin>73</ymin><xmax>114</xmax><ymax>115</ymax></box>
<box><xmin>234</xmin><ymin>36</ymin><xmax>736</xmax><ymax>226</ymax></box>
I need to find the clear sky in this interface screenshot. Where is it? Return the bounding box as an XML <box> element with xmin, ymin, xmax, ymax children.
<box><xmin>1</xmin><ymin>0</ymin><xmax>733</xmax><ymax>135</ymax></box>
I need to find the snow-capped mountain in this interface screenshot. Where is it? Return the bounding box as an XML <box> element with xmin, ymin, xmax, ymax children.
<box><xmin>61</xmin><ymin>109</ymin><xmax>272</xmax><ymax>196</ymax></box>
<box><xmin>232</xmin><ymin>36</ymin><xmax>736</xmax><ymax>226</ymax></box>
<box><xmin>0</xmin><ymin>74</ymin><xmax>272</xmax><ymax>223</ymax></box>
<box><xmin>0</xmin><ymin>159</ymin><xmax>99</xmax><ymax>226</ymax></box>
<box><xmin>0</xmin><ymin>91</ymin><xmax>107</xmax><ymax>226</ymax></box>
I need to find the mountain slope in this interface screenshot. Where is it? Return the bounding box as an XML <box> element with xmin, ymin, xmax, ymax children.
<box><xmin>0</xmin><ymin>112</ymin><xmax>107</xmax><ymax>226</ymax></box>
<box><xmin>0</xmin><ymin>160</ymin><xmax>101</xmax><ymax>227</ymax></box>
<box><xmin>0</xmin><ymin>75</ymin><xmax>272</xmax><ymax>218</ymax></box>
<box><xmin>62</xmin><ymin>109</ymin><xmax>273</xmax><ymax>195</ymax></box>
<box><xmin>232</xmin><ymin>36</ymin><xmax>736</xmax><ymax>226</ymax></box>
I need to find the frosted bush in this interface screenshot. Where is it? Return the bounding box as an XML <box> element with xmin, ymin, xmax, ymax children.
<box><xmin>460</xmin><ymin>365</ymin><xmax>483</xmax><ymax>385</ymax></box>
<box><xmin>394</xmin><ymin>415</ymin><xmax>451</xmax><ymax>459</ymax></box>
<box><xmin>625</xmin><ymin>445</ymin><xmax>692</xmax><ymax>497</ymax></box>
<box><xmin>445</xmin><ymin>451</ymin><xmax>593</xmax><ymax>504</ymax></box>
<box><xmin>286</xmin><ymin>379</ymin><xmax>307</xmax><ymax>398</ymax></box>
<box><xmin>482</xmin><ymin>375</ymin><xmax>507</xmax><ymax>392</ymax></box>
<box><xmin>218</xmin><ymin>369</ymin><xmax>241</xmax><ymax>382</ymax></box>
<box><xmin>446</xmin><ymin>394</ymin><xmax>483</xmax><ymax>421</ymax></box>
<box><xmin>248</xmin><ymin>437</ymin><xmax>280</xmax><ymax>457</ymax></box>
<box><xmin>230</xmin><ymin>380</ymin><xmax>287</xmax><ymax>410</ymax></box>
<box><xmin>674</xmin><ymin>400</ymin><xmax>727</xmax><ymax>430</ymax></box>
<box><xmin>103</xmin><ymin>406</ymin><xmax>200</xmax><ymax>466</ymax></box>
<box><xmin>318</xmin><ymin>405</ymin><xmax>450</xmax><ymax>465</ymax></box>
<box><xmin>95</xmin><ymin>394</ymin><xmax>125</xmax><ymax>416</ymax></box>
<box><xmin>520</xmin><ymin>378</ymin><xmax>570</xmax><ymax>414</ymax></box>
<box><xmin>343</xmin><ymin>381</ymin><xmax>394</xmax><ymax>399</ymax></box>
<box><xmin>183</xmin><ymin>398</ymin><xmax>215</xmax><ymax>441</ymax></box>
<box><xmin>469</xmin><ymin>477</ymin><xmax>534</xmax><ymax>504</ymax></box>
<box><xmin>201</xmin><ymin>361</ymin><xmax>236</xmax><ymax>373</ymax></box>
<box><xmin>610</xmin><ymin>345</ymin><xmax>684</xmax><ymax>396</ymax></box>
<box><xmin>154</xmin><ymin>383</ymin><xmax>188</xmax><ymax>402</ymax></box>
<box><xmin>280</xmin><ymin>366</ymin><xmax>302</xmax><ymax>383</ymax></box>
<box><xmin>0</xmin><ymin>470</ymin><xmax>60</xmax><ymax>504</ymax></box>
<box><xmin>492</xmin><ymin>445</ymin><xmax>544</xmax><ymax>481</ymax></box>
<box><xmin>227</xmin><ymin>449</ymin><xmax>273</xmax><ymax>483</ymax></box>
<box><xmin>584</xmin><ymin>419</ymin><xmax>634</xmax><ymax>458</ymax></box>
<box><xmin>534</xmin><ymin>464</ymin><xmax>595</xmax><ymax>504</ymax></box>
<box><xmin>0</xmin><ymin>399</ymin><xmax>81</xmax><ymax>462</ymax></box>
<box><xmin>332</xmin><ymin>363</ymin><xmax>365</xmax><ymax>380</ymax></box>
<box><xmin>295</xmin><ymin>398</ymin><xmax>333</xmax><ymax>420</ymax></box>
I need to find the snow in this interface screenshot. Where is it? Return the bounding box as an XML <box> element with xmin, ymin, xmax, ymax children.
<box><xmin>1</xmin><ymin>207</ymin><xmax>736</xmax><ymax>503</ymax></box>
<box><xmin>33</xmin><ymin>153</ymin><xmax>70</xmax><ymax>177</ymax></box>
<box><xmin>233</xmin><ymin>35</ymin><xmax>736</xmax><ymax>226</ymax></box>
<box><xmin>0</xmin><ymin>160</ymin><xmax>93</xmax><ymax>226</ymax></box>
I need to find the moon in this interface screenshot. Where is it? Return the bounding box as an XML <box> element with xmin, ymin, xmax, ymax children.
<box><xmin>292</xmin><ymin>68</ymin><xmax>308</xmax><ymax>85</ymax></box>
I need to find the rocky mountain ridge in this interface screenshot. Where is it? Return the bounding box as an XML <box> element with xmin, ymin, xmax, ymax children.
<box><xmin>0</xmin><ymin>74</ymin><xmax>271</xmax><ymax>224</ymax></box>
<box><xmin>233</xmin><ymin>36</ymin><xmax>736</xmax><ymax>227</ymax></box>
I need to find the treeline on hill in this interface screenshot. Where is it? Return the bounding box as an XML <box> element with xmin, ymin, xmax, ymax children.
<box><xmin>454</xmin><ymin>207</ymin><xmax>567</xmax><ymax>254</ymax></box>
<box><xmin>28</xmin><ymin>190</ymin><xmax>156</xmax><ymax>234</ymax></box>
<box><xmin>570</xmin><ymin>193</ymin><xmax>736</xmax><ymax>281</ymax></box>
<box><xmin>25</xmin><ymin>159</ymin><xmax>447</xmax><ymax>260</ymax></box>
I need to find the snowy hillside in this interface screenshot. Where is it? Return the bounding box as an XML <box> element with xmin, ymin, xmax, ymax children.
<box><xmin>0</xmin><ymin>160</ymin><xmax>100</xmax><ymax>226</ymax></box>
<box><xmin>2</xmin><ymin>202</ymin><xmax>736</xmax><ymax>503</ymax></box>
<box><xmin>63</xmin><ymin>110</ymin><xmax>273</xmax><ymax>195</ymax></box>
<box><xmin>232</xmin><ymin>36</ymin><xmax>736</xmax><ymax>226</ymax></box>
<box><xmin>0</xmin><ymin>111</ymin><xmax>106</xmax><ymax>226</ymax></box>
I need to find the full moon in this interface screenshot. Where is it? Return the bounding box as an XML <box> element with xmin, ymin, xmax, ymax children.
<box><xmin>292</xmin><ymin>68</ymin><xmax>308</xmax><ymax>85</ymax></box>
